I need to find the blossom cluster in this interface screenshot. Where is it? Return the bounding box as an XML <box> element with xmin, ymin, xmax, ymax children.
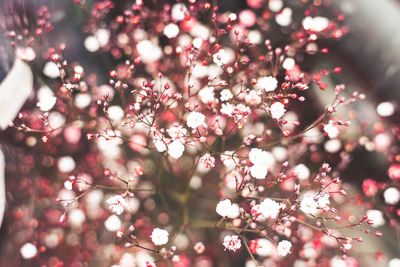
<box><xmin>1</xmin><ymin>0</ymin><xmax>399</xmax><ymax>266</ymax></box>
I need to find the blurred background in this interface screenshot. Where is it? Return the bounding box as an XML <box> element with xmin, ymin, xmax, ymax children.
<box><xmin>1</xmin><ymin>0</ymin><xmax>400</xmax><ymax>266</ymax></box>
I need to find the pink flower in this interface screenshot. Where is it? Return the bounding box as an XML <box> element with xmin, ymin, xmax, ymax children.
<box><xmin>388</xmin><ymin>164</ymin><xmax>400</xmax><ymax>180</ymax></box>
<box><xmin>362</xmin><ymin>179</ymin><xmax>378</xmax><ymax>197</ymax></box>
<box><xmin>199</xmin><ymin>153</ymin><xmax>216</xmax><ymax>168</ymax></box>
<box><xmin>223</xmin><ymin>235</ymin><xmax>241</xmax><ymax>252</ymax></box>
<box><xmin>193</xmin><ymin>242</ymin><xmax>205</xmax><ymax>254</ymax></box>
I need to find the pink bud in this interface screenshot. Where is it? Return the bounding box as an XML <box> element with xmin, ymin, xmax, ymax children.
<box><xmin>59</xmin><ymin>214</ymin><xmax>67</xmax><ymax>223</ymax></box>
<box><xmin>374</xmin><ymin>231</ymin><xmax>383</xmax><ymax>237</ymax></box>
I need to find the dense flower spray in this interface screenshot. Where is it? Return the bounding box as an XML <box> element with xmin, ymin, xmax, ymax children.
<box><xmin>2</xmin><ymin>0</ymin><xmax>399</xmax><ymax>266</ymax></box>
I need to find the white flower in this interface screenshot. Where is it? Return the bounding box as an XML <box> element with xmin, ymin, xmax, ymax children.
<box><xmin>249</xmin><ymin>148</ymin><xmax>269</xmax><ymax>166</ymax></box>
<box><xmin>330</xmin><ymin>256</ymin><xmax>346</xmax><ymax>267</ymax></box>
<box><xmin>282</xmin><ymin>58</ymin><xmax>295</xmax><ymax>70</ymax></box>
<box><xmin>255</xmin><ymin>76</ymin><xmax>278</xmax><ymax>92</ymax></box>
<box><xmin>37</xmin><ymin>95</ymin><xmax>57</xmax><ymax>111</ymax></box>
<box><xmin>389</xmin><ymin>258</ymin><xmax>400</xmax><ymax>267</ymax></box>
<box><xmin>216</xmin><ymin>199</ymin><xmax>240</xmax><ymax>219</ymax></box>
<box><xmin>270</xmin><ymin>102</ymin><xmax>286</xmax><ymax>119</ymax></box>
<box><xmin>366</xmin><ymin>209</ymin><xmax>385</xmax><ymax>227</ymax></box>
<box><xmin>168</xmin><ymin>140</ymin><xmax>185</xmax><ymax>159</ymax></box>
<box><xmin>43</xmin><ymin>61</ymin><xmax>60</xmax><ymax>79</ymax></box>
<box><xmin>20</xmin><ymin>243</ymin><xmax>37</xmax><ymax>259</ymax></box>
<box><xmin>317</xmin><ymin>193</ymin><xmax>330</xmax><ymax>209</ymax></box>
<box><xmin>250</xmin><ymin>164</ymin><xmax>268</xmax><ymax>179</ymax></box>
<box><xmin>58</xmin><ymin>156</ymin><xmax>76</xmax><ymax>173</ymax></box>
<box><xmin>275</xmin><ymin>7</ymin><xmax>292</xmax><ymax>27</ymax></box>
<box><xmin>136</xmin><ymin>40</ymin><xmax>162</xmax><ymax>63</ymax></box>
<box><xmin>245</xmin><ymin>90</ymin><xmax>261</xmax><ymax>105</ymax></box>
<box><xmin>163</xmin><ymin>23</ymin><xmax>179</xmax><ymax>38</ymax></box>
<box><xmin>377</xmin><ymin>102</ymin><xmax>395</xmax><ymax>117</ymax></box>
<box><xmin>277</xmin><ymin>240</ymin><xmax>292</xmax><ymax>257</ymax></box>
<box><xmin>302</xmin><ymin>16</ymin><xmax>329</xmax><ymax>32</ymax></box>
<box><xmin>227</xmin><ymin>203</ymin><xmax>240</xmax><ymax>219</ymax></box>
<box><xmin>68</xmin><ymin>209</ymin><xmax>86</xmax><ymax>228</ymax></box>
<box><xmin>199</xmin><ymin>87</ymin><xmax>215</xmax><ymax>104</ymax></box>
<box><xmin>220</xmin><ymin>103</ymin><xmax>234</xmax><ymax>117</ymax></box>
<box><xmin>95</xmin><ymin>28</ymin><xmax>110</xmax><ymax>47</ymax></box>
<box><xmin>253</xmin><ymin>238</ymin><xmax>274</xmax><ymax>257</ymax></box>
<box><xmin>259</xmin><ymin>198</ymin><xmax>280</xmax><ymax>219</ymax></box>
<box><xmin>384</xmin><ymin>187</ymin><xmax>400</xmax><ymax>205</ymax></box>
<box><xmin>150</xmin><ymin>228</ymin><xmax>169</xmax><ymax>246</ymax></box>
<box><xmin>104</xmin><ymin>215</ymin><xmax>122</xmax><ymax>232</ymax></box>
<box><xmin>186</xmin><ymin>111</ymin><xmax>205</xmax><ymax>128</ymax></box>
<box><xmin>293</xmin><ymin>164</ymin><xmax>310</xmax><ymax>180</ymax></box>
<box><xmin>64</xmin><ymin>180</ymin><xmax>73</xmax><ymax>190</ymax></box>
<box><xmin>220</xmin><ymin>89</ymin><xmax>233</xmax><ymax>101</ymax></box>
<box><xmin>167</xmin><ymin>124</ymin><xmax>187</xmax><ymax>139</ymax></box>
<box><xmin>324</xmin><ymin>124</ymin><xmax>339</xmax><ymax>139</ymax></box>
<box><xmin>154</xmin><ymin>139</ymin><xmax>167</xmax><ymax>152</ymax></box>
<box><xmin>171</xmin><ymin>3</ymin><xmax>187</xmax><ymax>21</ymax></box>
<box><xmin>84</xmin><ymin>36</ymin><xmax>100</xmax><ymax>52</ymax></box>
<box><xmin>106</xmin><ymin>195</ymin><xmax>127</xmax><ymax>215</ymax></box>
<box><xmin>248</xmin><ymin>148</ymin><xmax>275</xmax><ymax>179</ymax></box>
<box><xmin>108</xmin><ymin>105</ymin><xmax>124</xmax><ymax>123</ymax></box>
<box><xmin>300</xmin><ymin>195</ymin><xmax>319</xmax><ymax>215</ymax></box>
<box><xmin>268</xmin><ymin>0</ymin><xmax>283</xmax><ymax>12</ymax></box>
<box><xmin>213</xmin><ymin>49</ymin><xmax>229</xmax><ymax>66</ymax></box>
<box><xmin>216</xmin><ymin>199</ymin><xmax>232</xmax><ymax>217</ymax></box>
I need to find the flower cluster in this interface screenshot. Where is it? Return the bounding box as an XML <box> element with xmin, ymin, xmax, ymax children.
<box><xmin>2</xmin><ymin>0</ymin><xmax>398</xmax><ymax>266</ymax></box>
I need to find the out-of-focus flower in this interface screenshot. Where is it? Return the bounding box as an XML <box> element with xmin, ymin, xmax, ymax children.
<box><xmin>302</xmin><ymin>16</ymin><xmax>329</xmax><ymax>32</ymax></box>
<box><xmin>293</xmin><ymin>164</ymin><xmax>310</xmax><ymax>181</ymax></box>
<box><xmin>389</xmin><ymin>258</ymin><xmax>400</xmax><ymax>267</ymax></box>
<box><xmin>362</xmin><ymin>179</ymin><xmax>378</xmax><ymax>197</ymax></box>
<box><xmin>163</xmin><ymin>23</ymin><xmax>179</xmax><ymax>38</ymax></box>
<box><xmin>388</xmin><ymin>164</ymin><xmax>400</xmax><ymax>180</ymax></box>
<box><xmin>249</xmin><ymin>238</ymin><xmax>274</xmax><ymax>257</ymax></box>
<box><xmin>105</xmin><ymin>215</ymin><xmax>122</xmax><ymax>232</ymax></box>
<box><xmin>20</xmin><ymin>243</ymin><xmax>37</xmax><ymax>259</ymax></box>
<box><xmin>255</xmin><ymin>76</ymin><xmax>278</xmax><ymax>92</ymax></box>
<box><xmin>324</xmin><ymin>124</ymin><xmax>339</xmax><ymax>139</ymax></box>
<box><xmin>193</xmin><ymin>242</ymin><xmax>205</xmax><ymax>254</ymax></box>
<box><xmin>213</xmin><ymin>49</ymin><xmax>229</xmax><ymax>66</ymax></box>
<box><xmin>384</xmin><ymin>187</ymin><xmax>400</xmax><ymax>205</ymax></box>
<box><xmin>37</xmin><ymin>94</ymin><xmax>57</xmax><ymax>112</ymax></box>
<box><xmin>366</xmin><ymin>209</ymin><xmax>385</xmax><ymax>227</ymax></box>
<box><xmin>270</xmin><ymin>102</ymin><xmax>286</xmax><ymax>119</ymax></box>
<box><xmin>268</xmin><ymin>0</ymin><xmax>283</xmax><ymax>12</ymax></box>
<box><xmin>250</xmin><ymin>164</ymin><xmax>268</xmax><ymax>179</ymax></box>
<box><xmin>168</xmin><ymin>140</ymin><xmax>185</xmax><ymax>159</ymax></box>
<box><xmin>275</xmin><ymin>8</ymin><xmax>292</xmax><ymax>27</ymax></box>
<box><xmin>199</xmin><ymin>87</ymin><xmax>215</xmax><ymax>104</ymax></box>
